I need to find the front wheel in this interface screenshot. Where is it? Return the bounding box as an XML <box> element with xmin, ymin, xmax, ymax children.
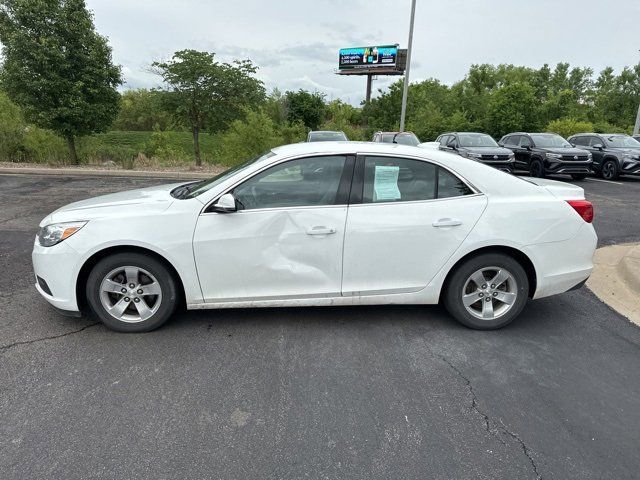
<box><xmin>529</xmin><ymin>158</ymin><xmax>545</xmax><ymax>178</ymax></box>
<box><xmin>86</xmin><ymin>252</ymin><xmax>179</xmax><ymax>332</ymax></box>
<box><xmin>570</xmin><ymin>173</ymin><xmax>587</xmax><ymax>180</ymax></box>
<box><xmin>600</xmin><ymin>159</ymin><xmax>618</xmax><ymax>180</ymax></box>
<box><xmin>443</xmin><ymin>253</ymin><xmax>529</xmax><ymax>330</ymax></box>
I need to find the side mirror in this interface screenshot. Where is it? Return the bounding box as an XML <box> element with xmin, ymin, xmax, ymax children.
<box><xmin>593</xmin><ymin>143</ymin><xmax>604</xmax><ymax>150</ymax></box>
<box><xmin>212</xmin><ymin>193</ymin><xmax>237</xmax><ymax>213</ymax></box>
<box><xmin>447</xmin><ymin>142</ymin><xmax>457</xmax><ymax>150</ymax></box>
<box><xmin>522</xmin><ymin>144</ymin><xmax>531</xmax><ymax>150</ymax></box>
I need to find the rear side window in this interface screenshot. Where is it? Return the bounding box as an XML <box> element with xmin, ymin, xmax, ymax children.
<box><xmin>361</xmin><ymin>156</ymin><xmax>472</xmax><ymax>204</ymax></box>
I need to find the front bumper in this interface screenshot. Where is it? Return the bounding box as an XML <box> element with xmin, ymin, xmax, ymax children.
<box><xmin>32</xmin><ymin>238</ymin><xmax>81</xmax><ymax>313</ymax></box>
<box><xmin>544</xmin><ymin>159</ymin><xmax>593</xmax><ymax>175</ymax></box>
<box><xmin>621</xmin><ymin>159</ymin><xmax>640</xmax><ymax>175</ymax></box>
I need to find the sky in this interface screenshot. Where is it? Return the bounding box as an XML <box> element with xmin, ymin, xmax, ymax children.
<box><xmin>86</xmin><ymin>0</ymin><xmax>640</xmax><ymax>105</ymax></box>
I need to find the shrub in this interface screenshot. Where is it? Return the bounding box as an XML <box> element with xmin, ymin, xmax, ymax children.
<box><xmin>545</xmin><ymin>118</ymin><xmax>594</xmax><ymax>138</ymax></box>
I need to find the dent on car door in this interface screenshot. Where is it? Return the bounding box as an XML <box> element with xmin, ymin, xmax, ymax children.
<box><xmin>342</xmin><ymin>155</ymin><xmax>487</xmax><ymax>296</ymax></box>
<box><xmin>192</xmin><ymin>155</ymin><xmax>354</xmax><ymax>302</ymax></box>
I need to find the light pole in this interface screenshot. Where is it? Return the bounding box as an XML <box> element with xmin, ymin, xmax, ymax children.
<box><xmin>635</xmin><ymin>50</ymin><xmax>640</xmax><ymax>136</ymax></box>
<box><xmin>399</xmin><ymin>0</ymin><xmax>417</xmax><ymax>132</ymax></box>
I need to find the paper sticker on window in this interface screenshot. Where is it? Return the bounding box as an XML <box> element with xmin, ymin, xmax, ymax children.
<box><xmin>374</xmin><ymin>165</ymin><xmax>401</xmax><ymax>201</ymax></box>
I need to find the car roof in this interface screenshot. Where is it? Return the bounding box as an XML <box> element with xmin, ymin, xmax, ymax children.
<box><xmin>376</xmin><ymin>131</ymin><xmax>416</xmax><ymax>135</ymax></box>
<box><xmin>309</xmin><ymin>130</ymin><xmax>344</xmax><ymax>134</ymax></box>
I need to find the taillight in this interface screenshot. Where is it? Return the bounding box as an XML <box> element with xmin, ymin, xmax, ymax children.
<box><xmin>567</xmin><ymin>200</ymin><xmax>594</xmax><ymax>223</ymax></box>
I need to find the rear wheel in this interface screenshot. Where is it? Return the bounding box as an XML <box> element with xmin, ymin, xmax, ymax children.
<box><xmin>86</xmin><ymin>252</ymin><xmax>178</xmax><ymax>332</ymax></box>
<box><xmin>570</xmin><ymin>173</ymin><xmax>587</xmax><ymax>180</ymax></box>
<box><xmin>600</xmin><ymin>159</ymin><xmax>618</xmax><ymax>180</ymax></box>
<box><xmin>443</xmin><ymin>253</ymin><xmax>529</xmax><ymax>330</ymax></box>
<box><xmin>529</xmin><ymin>158</ymin><xmax>545</xmax><ymax>178</ymax></box>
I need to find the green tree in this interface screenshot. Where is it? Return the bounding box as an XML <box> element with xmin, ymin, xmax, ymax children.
<box><xmin>152</xmin><ymin>49</ymin><xmax>265</xmax><ymax>166</ymax></box>
<box><xmin>0</xmin><ymin>0</ymin><xmax>122</xmax><ymax>164</ymax></box>
<box><xmin>112</xmin><ymin>89</ymin><xmax>176</xmax><ymax>131</ymax></box>
<box><xmin>485</xmin><ymin>83</ymin><xmax>539</xmax><ymax>138</ymax></box>
<box><xmin>284</xmin><ymin>90</ymin><xmax>326</xmax><ymax>130</ymax></box>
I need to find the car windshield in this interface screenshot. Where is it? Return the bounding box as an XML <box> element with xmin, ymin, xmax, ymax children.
<box><xmin>603</xmin><ymin>135</ymin><xmax>640</xmax><ymax>148</ymax></box>
<box><xmin>309</xmin><ymin>131</ymin><xmax>347</xmax><ymax>142</ymax></box>
<box><xmin>381</xmin><ymin>133</ymin><xmax>421</xmax><ymax>146</ymax></box>
<box><xmin>531</xmin><ymin>134</ymin><xmax>572</xmax><ymax>148</ymax></box>
<box><xmin>174</xmin><ymin>151</ymin><xmax>276</xmax><ymax>199</ymax></box>
<box><xmin>457</xmin><ymin>133</ymin><xmax>498</xmax><ymax>147</ymax></box>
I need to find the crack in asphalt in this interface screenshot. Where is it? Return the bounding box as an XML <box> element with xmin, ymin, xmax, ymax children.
<box><xmin>0</xmin><ymin>322</ymin><xmax>100</xmax><ymax>354</ymax></box>
<box><xmin>437</xmin><ymin>355</ymin><xmax>542</xmax><ymax>480</ymax></box>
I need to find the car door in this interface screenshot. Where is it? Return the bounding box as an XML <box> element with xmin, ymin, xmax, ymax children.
<box><xmin>588</xmin><ymin>136</ymin><xmax>605</xmax><ymax>169</ymax></box>
<box><xmin>515</xmin><ymin>135</ymin><xmax>533</xmax><ymax>168</ymax></box>
<box><xmin>341</xmin><ymin>154</ymin><xmax>487</xmax><ymax>296</ymax></box>
<box><xmin>193</xmin><ymin>154</ymin><xmax>353</xmax><ymax>302</ymax></box>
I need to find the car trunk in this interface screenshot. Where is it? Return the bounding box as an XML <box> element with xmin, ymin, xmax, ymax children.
<box><xmin>522</xmin><ymin>177</ymin><xmax>585</xmax><ymax>201</ymax></box>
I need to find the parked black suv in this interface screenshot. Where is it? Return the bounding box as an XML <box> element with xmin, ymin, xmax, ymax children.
<box><xmin>436</xmin><ymin>132</ymin><xmax>515</xmax><ymax>173</ymax></box>
<box><xmin>371</xmin><ymin>131</ymin><xmax>421</xmax><ymax>146</ymax></box>
<box><xmin>499</xmin><ymin>132</ymin><xmax>592</xmax><ymax>180</ymax></box>
<box><xmin>568</xmin><ymin>133</ymin><xmax>640</xmax><ymax>179</ymax></box>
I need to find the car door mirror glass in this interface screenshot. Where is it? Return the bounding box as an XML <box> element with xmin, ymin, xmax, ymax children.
<box><xmin>212</xmin><ymin>193</ymin><xmax>237</xmax><ymax>213</ymax></box>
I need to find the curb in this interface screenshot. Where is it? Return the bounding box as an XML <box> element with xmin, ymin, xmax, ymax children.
<box><xmin>0</xmin><ymin>167</ymin><xmax>213</xmax><ymax>180</ymax></box>
<box><xmin>587</xmin><ymin>243</ymin><xmax>640</xmax><ymax>326</ymax></box>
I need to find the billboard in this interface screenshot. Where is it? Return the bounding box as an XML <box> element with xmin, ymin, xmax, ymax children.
<box><xmin>339</xmin><ymin>45</ymin><xmax>398</xmax><ymax>70</ymax></box>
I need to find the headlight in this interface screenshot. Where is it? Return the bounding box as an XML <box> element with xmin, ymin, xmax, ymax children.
<box><xmin>546</xmin><ymin>153</ymin><xmax>562</xmax><ymax>159</ymax></box>
<box><xmin>38</xmin><ymin>221</ymin><xmax>87</xmax><ymax>247</ymax></box>
<box><xmin>468</xmin><ymin>153</ymin><xmax>482</xmax><ymax>158</ymax></box>
<box><xmin>508</xmin><ymin>153</ymin><xmax>515</xmax><ymax>161</ymax></box>
<box><xmin>587</xmin><ymin>152</ymin><xmax>593</xmax><ymax>160</ymax></box>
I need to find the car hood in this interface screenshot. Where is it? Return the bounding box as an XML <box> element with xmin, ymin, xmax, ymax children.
<box><xmin>522</xmin><ymin>177</ymin><xmax>585</xmax><ymax>201</ymax></box>
<box><xmin>41</xmin><ymin>182</ymin><xmax>185</xmax><ymax>226</ymax></box>
<box><xmin>617</xmin><ymin>148</ymin><xmax>640</xmax><ymax>155</ymax></box>
<box><xmin>461</xmin><ymin>147</ymin><xmax>513</xmax><ymax>155</ymax></box>
<box><xmin>541</xmin><ymin>147</ymin><xmax>588</xmax><ymax>155</ymax></box>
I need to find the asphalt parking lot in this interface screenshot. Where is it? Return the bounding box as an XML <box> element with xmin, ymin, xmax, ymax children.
<box><xmin>1</xmin><ymin>172</ymin><xmax>639</xmax><ymax>480</ymax></box>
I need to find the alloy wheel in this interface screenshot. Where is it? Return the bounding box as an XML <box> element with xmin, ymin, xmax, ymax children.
<box><xmin>602</xmin><ymin>161</ymin><xmax>616</xmax><ymax>180</ymax></box>
<box><xmin>99</xmin><ymin>266</ymin><xmax>162</xmax><ymax>323</ymax></box>
<box><xmin>461</xmin><ymin>267</ymin><xmax>518</xmax><ymax>320</ymax></box>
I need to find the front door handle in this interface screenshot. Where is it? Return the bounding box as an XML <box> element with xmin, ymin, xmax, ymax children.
<box><xmin>306</xmin><ymin>226</ymin><xmax>336</xmax><ymax>235</ymax></box>
<box><xmin>432</xmin><ymin>218</ymin><xmax>462</xmax><ymax>228</ymax></box>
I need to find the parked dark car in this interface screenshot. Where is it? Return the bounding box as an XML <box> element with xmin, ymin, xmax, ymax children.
<box><xmin>499</xmin><ymin>132</ymin><xmax>592</xmax><ymax>180</ymax></box>
<box><xmin>568</xmin><ymin>133</ymin><xmax>640</xmax><ymax>180</ymax></box>
<box><xmin>307</xmin><ymin>131</ymin><xmax>349</xmax><ymax>142</ymax></box>
<box><xmin>371</xmin><ymin>131</ymin><xmax>421</xmax><ymax>146</ymax></box>
<box><xmin>436</xmin><ymin>132</ymin><xmax>515</xmax><ymax>173</ymax></box>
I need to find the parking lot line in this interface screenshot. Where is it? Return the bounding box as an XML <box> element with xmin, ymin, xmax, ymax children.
<box><xmin>586</xmin><ymin>178</ymin><xmax>624</xmax><ymax>186</ymax></box>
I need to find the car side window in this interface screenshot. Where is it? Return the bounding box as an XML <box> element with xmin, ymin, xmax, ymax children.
<box><xmin>589</xmin><ymin>136</ymin><xmax>602</xmax><ymax>147</ymax></box>
<box><xmin>362</xmin><ymin>156</ymin><xmax>473</xmax><ymax>204</ymax></box>
<box><xmin>232</xmin><ymin>155</ymin><xmax>347</xmax><ymax>210</ymax></box>
<box><xmin>439</xmin><ymin>135</ymin><xmax>450</xmax><ymax>147</ymax></box>
<box><xmin>519</xmin><ymin>136</ymin><xmax>531</xmax><ymax>148</ymax></box>
<box><xmin>438</xmin><ymin>168</ymin><xmax>474</xmax><ymax>198</ymax></box>
<box><xmin>571</xmin><ymin>136</ymin><xmax>585</xmax><ymax>146</ymax></box>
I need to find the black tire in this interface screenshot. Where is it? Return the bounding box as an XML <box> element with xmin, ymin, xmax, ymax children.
<box><xmin>443</xmin><ymin>253</ymin><xmax>529</xmax><ymax>330</ymax></box>
<box><xmin>86</xmin><ymin>252</ymin><xmax>179</xmax><ymax>332</ymax></box>
<box><xmin>570</xmin><ymin>173</ymin><xmax>587</xmax><ymax>180</ymax></box>
<box><xmin>529</xmin><ymin>158</ymin><xmax>545</xmax><ymax>178</ymax></box>
<box><xmin>600</xmin><ymin>159</ymin><xmax>618</xmax><ymax>180</ymax></box>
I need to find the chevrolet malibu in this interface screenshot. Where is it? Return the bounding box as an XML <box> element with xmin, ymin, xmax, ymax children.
<box><xmin>33</xmin><ymin>142</ymin><xmax>597</xmax><ymax>332</ymax></box>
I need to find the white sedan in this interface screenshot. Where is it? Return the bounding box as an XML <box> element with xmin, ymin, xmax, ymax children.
<box><xmin>33</xmin><ymin>142</ymin><xmax>597</xmax><ymax>332</ymax></box>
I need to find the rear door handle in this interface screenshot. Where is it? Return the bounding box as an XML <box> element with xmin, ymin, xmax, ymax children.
<box><xmin>306</xmin><ymin>226</ymin><xmax>336</xmax><ymax>235</ymax></box>
<box><xmin>432</xmin><ymin>218</ymin><xmax>462</xmax><ymax>228</ymax></box>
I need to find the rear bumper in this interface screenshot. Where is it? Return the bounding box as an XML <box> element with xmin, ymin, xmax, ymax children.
<box><xmin>32</xmin><ymin>239</ymin><xmax>81</xmax><ymax>313</ymax></box>
<box><xmin>525</xmin><ymin>222</ymin><xmax>597</xmax><ymax>300</ymax></box>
